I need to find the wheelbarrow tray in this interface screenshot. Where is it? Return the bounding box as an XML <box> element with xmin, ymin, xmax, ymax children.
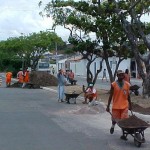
<box><xmin>64</xmin><ymin>92</ymin><xmax>82</xmax><ymax>104</ymax></box>
<box><xmin>117</xmin><ymin>117</ymin><xmax>149</xmax><ymax>147</ymax></box>
<box><xmin>64</xmin><ymin>93</ymin><xmax>80</xmax><ymax>98</ymax></box>
<box><xmin>117</xmin><ymin>124</ymin><xmax>149</xmax><ymax>134</ymax></box>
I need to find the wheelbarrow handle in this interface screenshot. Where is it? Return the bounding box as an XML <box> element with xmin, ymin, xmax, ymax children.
<box><xmin>130</xmin><ymin>109</ymin><xmax>134</xmax><ymax>116</ymax></box>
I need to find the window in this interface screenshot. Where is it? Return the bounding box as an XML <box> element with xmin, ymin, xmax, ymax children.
<box><xmin>39</xmin><ymin>63</ymin><xmax>49</xmax><ymax>69</ymax></box>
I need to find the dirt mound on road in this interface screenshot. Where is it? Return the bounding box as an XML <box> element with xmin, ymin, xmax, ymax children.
<box><xmin>30</xmin><ymin>71</ymin><xmax>58</xmax><ymax>86</ymax></box>
<box><xmin>72</xmin><ymin>103</ymin><xmax>105</xmax><ymax>115</ymax></box>
<box><xmin>10</xmin><ymin>71</ymin><xmax>58</xmax><ymax>88</ymax></box>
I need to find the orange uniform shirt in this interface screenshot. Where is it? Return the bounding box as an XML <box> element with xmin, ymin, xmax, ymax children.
<box><xmin>112</xmin><ymin>81</ymin><xmax>130</xmax><ymax>109</ymax></box>
<box><xmin>68</xmin><ymin>72</ymin><xmax>74</xmax><ymax>80</ymax></box>
<box><xmin>23</xmin><ymin>71</ymin><xmax>29</xmax><ymax>83</ymax></box>
<box><xmin>6</xmin><ymin>72</ymin><xmax>12</xmax><ymax>83</ymax></box>
<box><xmin>124</xmin><ymin>74</ymin><xmax>130</xmax><ymax>83</ymax></box>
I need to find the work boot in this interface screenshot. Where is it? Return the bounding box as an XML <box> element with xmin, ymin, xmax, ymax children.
<box><xmin>110</xmin><ymin>127</ymin><xmax>114</xmax><ymax>134</ymax></box>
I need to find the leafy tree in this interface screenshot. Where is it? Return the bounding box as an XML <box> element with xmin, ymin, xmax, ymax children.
<box><xmin>106</xmin><ymin>0</ymin><xmax>150</xmax><ymax>97</ymax></box>
<box><xmin>0</xmin><ymin>31</ymin><xmax>64</xmax><ymax>71</ymax></box>
<box><xmin>40</xmin><ymin>0</ymin><xmax>132</xmax><ymax>85</ymax></box>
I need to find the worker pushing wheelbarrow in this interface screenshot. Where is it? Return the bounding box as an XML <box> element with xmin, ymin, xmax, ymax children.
<box><xmin>106</xmin><ymin>70</ymin><xmax>149</xmax><ymax>147</ymax></box>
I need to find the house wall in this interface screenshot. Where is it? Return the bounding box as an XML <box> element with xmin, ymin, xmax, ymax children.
<box><xmin>57</xmin><ymin>59</ymin><xmax>67</xmax><ymax>72</ymax></box>
<box><xmin>70</xmin><ymin>60</ymin><xmax>87</xmax><ymax>76</ymax></box>
<box><xmin>58</xmin><ymin>56</ymin><xmax>132</xmax><ymax>79</ymax></box>
<box><xmin>69</xmin><ymin>57</ymin><xmax>131</xmax><ymax>79</ymax></box>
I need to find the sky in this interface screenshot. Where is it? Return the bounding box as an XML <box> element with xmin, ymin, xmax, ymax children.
<box><xmin>0</xmin><ymin>0</ymin><xmax>149</xmax><ymax>42</ymax></box>
<box><xmin>0</xmin><ymin>0</ymin><xmax>70</xmax><ymax>42</ymax></box>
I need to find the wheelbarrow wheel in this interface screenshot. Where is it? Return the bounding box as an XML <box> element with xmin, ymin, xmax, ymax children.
<box><xmin>134</xmin><ymin>133</ymin><xmax>142</xmax><ymax>147</ymax></box>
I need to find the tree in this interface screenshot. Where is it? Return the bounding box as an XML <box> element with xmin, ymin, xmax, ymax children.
<box><xmin>40</xmin><ymin>0</ymin><xmax>132</xmax><ymax>85</ymax></box>
<box><xmin>106</xmin><ymin>0</ymin><xmax>150</xmax><ymax>97</ymax></box>
<box><xmin>0</xmin><ymin>31</ymin><xmax>64</xmax><ymax>71</ymax></box>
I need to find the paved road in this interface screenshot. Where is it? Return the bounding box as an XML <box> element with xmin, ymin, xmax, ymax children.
<box><xmin>0</xmin><ymin>75</ymin><xmax>150</xmax><ymax>150</ymax></box>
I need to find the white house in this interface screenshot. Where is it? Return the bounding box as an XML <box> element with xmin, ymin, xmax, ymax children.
<box><xmin>57</xmin><ymin>55</ymin><xmax>138</xmax><ymax>79</ymax></box>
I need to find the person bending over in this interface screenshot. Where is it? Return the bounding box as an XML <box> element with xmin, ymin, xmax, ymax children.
<box><xmin>82</xmin><ymin>83</ymin><xmax>97</xmax><ymax>104</ymax></box>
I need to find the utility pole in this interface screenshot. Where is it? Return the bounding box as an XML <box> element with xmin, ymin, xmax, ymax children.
<box><xmin>46</xmin><ymin>28</ymin><xmax>58</xmax><ymax>73</ymax></box>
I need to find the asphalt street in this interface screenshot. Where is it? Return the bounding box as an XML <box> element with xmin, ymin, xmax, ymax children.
<box><xmin>0</xmin><ymin>74</ymin><xmax>150</xmax><ymax>150</ymax></box>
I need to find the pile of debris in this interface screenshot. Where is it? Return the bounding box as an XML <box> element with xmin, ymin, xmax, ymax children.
<box><xmin>72</xmin><ymin>102</ymin><xmax>106</xmax><ymax>115</ymax></box>
<box><xmin>118</xmin><ymin>115</ymin><xmax>149</xmax><ymax>128</ymax></box>
<box><xmin>10</xmin><ymin>71</ymin><xmax>58</xmax><ymax>88</ymax></box>
<box><xmin>30</xmin><ymin>71</ymin><xmax>58</xmax><ymax>86</ymax></box>
<box><xmin>132</xmin><ymin>103</ymin><xmax>150</xmax><ymax>115</ymax></box>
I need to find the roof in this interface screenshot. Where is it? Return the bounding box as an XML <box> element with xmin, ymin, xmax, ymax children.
<box><xmin>67</xmin><ymin>55</ymin><xmax>83</xmax><ymax>62</ymax></box>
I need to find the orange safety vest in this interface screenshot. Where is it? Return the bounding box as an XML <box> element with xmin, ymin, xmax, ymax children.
<box><xmin>112</xmin><ymin>81</ymin><xmax>130</xmax><ymax>109</ymax></box>
<box><xmin>23</xmin><ymin>71</ymin><xmax>29</xmax><ymax>83</ymax></box>
<box><xmin>6</xmin><ymin>72</ymin><xmax>12</xmax><ymax>83</ymax></box>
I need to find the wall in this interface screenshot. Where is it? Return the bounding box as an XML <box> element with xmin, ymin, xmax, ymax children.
<box><xmin>69</xmin><ymin>57</ymin><xmax>131</xmax><ymax>79</ymax></box>
<box><xmin>57</xmin><ymin>56</ymin><xmax>132</xmax><ymax>79</ymax></box>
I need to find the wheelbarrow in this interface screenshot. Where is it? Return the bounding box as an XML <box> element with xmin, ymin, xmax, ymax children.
<box><xmin>109</xmin><ymin>111</ymin><xmax>149</xmax><ymax>147</ymax></box>
<box><xmin>64</xmin><ymin>91</ymin><xmax>83</xmax><ymax>104</ymax></box>
<box><xmin>130</xmin><ymin>85</ymin><xmax>140</xmax><ymax>96</ymax></box>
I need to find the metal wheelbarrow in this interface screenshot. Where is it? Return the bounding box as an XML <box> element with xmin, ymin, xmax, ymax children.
<box><xmin>117</xmin><ymin>113</ymin><xmax>149</xmax><ymax>147</ymax></box>
<box><xmin>130</xmin><ymin>85</ymin><xmax>140</xmax><ymax>96</ymax></box>
<box><xmin>108</xmin><ymin>111</ymin><xmax>149</xmax><ymax>147</ymax></box>
<box><xmin>64</xmin><ymin>92</ymin><xmax>83</xmax><ymax>104</ymax></box>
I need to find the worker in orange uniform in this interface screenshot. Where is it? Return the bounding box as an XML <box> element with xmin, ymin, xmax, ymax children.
<box><xmin>22</xmin><ymin>69</ymin><xmax>30</xmax><ymax>88</ymax></box>
<box><xmin>6</xmin><ymin>71</ymin><xmax>12</xmax><ymax>87</ymax></box>
<box><xmin>82</xmin><ymin>83</ymin><xmax>97</xmax><ymax>104</ymax></box>
<box><xmin>68</xmin><ymin>70</ymin><xmax>75</xmax><ymax>85</ymax></box>
<box><xmin>106</xmin><ymin>70</ymin><xmax>132</xmax><ymax>140</ymax></box>
<box><xmin>17</xmin><ymin>70</ymin><xmax>23</xmax><ymax>83</ymax></box>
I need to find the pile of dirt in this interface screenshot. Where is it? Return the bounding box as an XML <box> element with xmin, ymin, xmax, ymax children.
<box><xmin>10</xmin><ymin>71</ymin><xmax>58</xmax><ymax>88</ymax></box>
<box><xmin>132</xmin><ymin>103</ymin><xmax>150</xmax><ymax>115</ymax></box>
<box><xmin>73</xmin><ymin>103</ymin><xmax>105</xmax><ymax>115</ymax></box>
<box><xmin>10</xmin><ymin>82</ymin><xmax>22</xmax><ymax>88</ymax></box>
<box><xmin>30</xmin><ymin>71</ymin><xmax>58</xmax><ymax>86</ymax></box>
<box><xmin>118</xmin><ymin>115</ymin><xmax>149</xmax><ymax>128</ymax></box>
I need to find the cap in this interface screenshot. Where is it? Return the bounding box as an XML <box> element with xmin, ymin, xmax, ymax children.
<box><xmin>117</xmin><ymin>70</ymin><xmax>124</xmax><ymax>74</ymax></box>
<box><xmin>89</xmin><ymin>83</ymin><xmax>93</xmax><ymax>87</ymax></box>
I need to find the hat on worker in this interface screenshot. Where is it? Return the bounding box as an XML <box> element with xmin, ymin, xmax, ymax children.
<box><xmin>117</xmin><ymin>70</ymin><xmax>124</xmax><ymax>74</ymax></box>
<box><xmin>89</xmin><ymin>83</ymin><xmax>94</xmax><ymax>87</ymax></box>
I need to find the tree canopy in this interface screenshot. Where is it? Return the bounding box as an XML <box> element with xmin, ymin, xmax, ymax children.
<box><xmin>40</xmin><ymin>0</ymin><xmax>150</xmax><ymax>97</ymax></box>
<box><xmin>0</xmin><ymin>31</ymin><xmax>64</xmax><ymax>71</ymax></box>
<box><xmin>39</xmin><ymin>0</ymin><xmax>136</xmax><ymax>83</ymax></box>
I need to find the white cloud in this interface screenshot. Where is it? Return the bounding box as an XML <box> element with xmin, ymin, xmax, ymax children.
<box><xmin>0</xmin><ymin>0</ymin><xmax>149</xmax><ymax>42</ymax></box>
<box><xmin>0</xmin><ymin>0</ymin><xmax>70</xmax><ymax>41</ymax></box>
